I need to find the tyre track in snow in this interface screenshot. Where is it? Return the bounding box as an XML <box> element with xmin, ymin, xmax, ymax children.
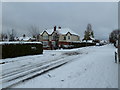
<box><xmin>1</xmin><ymin>51</ymin><xmax>82</xmax><ymax>88</ymax></box>
<box><xmin>1</xmin><ymin>56</ymin><xmax>65</xmax><ymax>79</ymax></box>
<box><xmin>1</xmin><ymin>56</ymin><xmax>66</xmax><ymax>86</ymax></box>
<box><xmin>1</xmin><ymin>54</ymin><xmax>63</xmax><ymax>76</ymax></box>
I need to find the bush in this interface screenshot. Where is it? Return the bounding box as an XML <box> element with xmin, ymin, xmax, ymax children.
<box><xmin>1</xmin><ymin>42</ymin><xmax>43</xmax><ymax>59</ymax></box>
<box><xmin>62</xmin><ymin>42</ymin><xmax>96</xmax><ymax>49</ymax></box>
<box><xmin>72</xmin><ymin>42</ymin><xmax>96</xmax><ymax>48</ymax></box>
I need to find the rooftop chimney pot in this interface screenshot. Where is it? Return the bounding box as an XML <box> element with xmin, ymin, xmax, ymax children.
<box><xmin>54</xmin><ymin>26</ymin><xmax>56</xmax><ymax>31</ymax></box>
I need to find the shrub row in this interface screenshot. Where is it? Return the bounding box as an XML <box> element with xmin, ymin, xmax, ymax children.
<box><xmin>72</xmin><ymin>42</ymin><xmax>96</xmax><ymax>48</ymax></box>
<box><xmin>1</xmin><ymin>43</ymin><xmax>43</xmax><ymax>59</ymax></box>
<box><xmin>62</xmin><ymin>42</ymin><xmax>96</xmax><ymax>49</ymax></box>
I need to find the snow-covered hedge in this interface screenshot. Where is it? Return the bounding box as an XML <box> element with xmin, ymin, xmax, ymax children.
<box><xmin>1</xmin><ymin>42</ymin><xmax>43</xmax><ymax>59</ymax></box>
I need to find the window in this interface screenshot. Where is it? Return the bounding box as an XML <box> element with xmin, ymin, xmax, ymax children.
<box><xmin>68</xmin><ymin>36</ymin><xmax>70</xmax><ymax>40</ymax></box>
<box><xmin>43</xmin><ymin>41</ymin><xmax>48</xmax><ymax>46</ymax></box>
<box><xmin>43</xmin><ymin>36</ymin><xmax>48</xmax><ymax>40</ymax></box>
<box><xmin>52</xmin><ymin>36</ymin><xmax>56</xmax><ymax>40</ymax></box>
<box><xmin>52</xmin><ymin>41</ymin><xmax>56</xmax><ymax>47</ymax></box>
<box><xmin>63</xmin><ymin>36</ymin><xmax>66</xmax><ymax>40</ymax></box>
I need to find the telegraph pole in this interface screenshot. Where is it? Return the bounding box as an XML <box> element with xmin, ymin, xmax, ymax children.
<box><xmin>118</xmin><ymin>34</ymin><xmax>120</xmax><ymax>63</ymax></box>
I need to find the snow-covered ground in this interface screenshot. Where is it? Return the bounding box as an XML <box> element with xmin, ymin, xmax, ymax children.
<box><xmin>0</xmin><ymin>44</ymin><xmax>118</xmax><ymax>88</ymax></box>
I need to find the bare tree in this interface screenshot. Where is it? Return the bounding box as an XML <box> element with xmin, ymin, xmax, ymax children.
<box><xmin>8</xmin><ymin>29</ymin><xmax>17</xmax><ymax>41</ymax></box>
<box><xmin>29</xmin><ymin>25</ymin><xmax>40</xmax><ymax>40</ymax></box>
<box><xmin>109</xmin><ymin>29</ymin><xmax>120</xmax><ymax>44</ymax></box>
<box><xmin>1</xmin><ymin>33</ymin><xmax>8</xmax><ymax>41</ymax></box>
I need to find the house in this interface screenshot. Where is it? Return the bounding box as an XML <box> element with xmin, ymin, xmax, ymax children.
<box><xmin>82</xmin><ymin>36</ymin><xmax>95</xmax><ymax>43</ymax></box>
<box><xmin>39</xmin><ymin>26</ymin><xmax>80</xmax><ymax>49</ymax></box>
<box><xmin>82</xmin><ymin>24</ymin><xmax>96</xmax><ymax>43</ymax></box>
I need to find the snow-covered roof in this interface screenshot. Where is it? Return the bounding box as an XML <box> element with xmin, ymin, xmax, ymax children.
<box><xmin>15</xmin><ymin>37</ymin><xmax>36</xmax><ymax>41</ymax></box>
<box><xmin>45</xmin><ymin>29</ymin><xmax>53</xmax><ymax>35</ymax></box>
<box><xmin>90</xmin><ymin>36</ymin><xmax>95</xmax><ymax>40</ymax></box>
<box><xmin>41</xmin><ymin>28</ymin><xmax>79</xmax><ymax>36</ymax></box>
<box><xmin>19</xmin><ymin>37</ymin><xmax>32</xmax><ymax>41</ymax></box>
<box><xmin>58</xmin><ymin>28</ymin><xmax>79</xmax><ymax>36</ymax></box>
<box><xmin>82</xmin><ymin>40</ymin><xmax>93</xmax><ymax>43</ymax></box>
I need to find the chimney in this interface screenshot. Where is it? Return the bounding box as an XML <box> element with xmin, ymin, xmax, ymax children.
<box><xmin>54</xmin><ymin>26</ymin><xmax>56</xmax><ymax>31</ymax></box>
<box><xmin>58</xmin><ymin>26</ymin><xmax>61</xmax><ymax>29</ymax></box>
<box><xmin>23</xmin><ymin>34</ymin><xmax>26</xmax><ymax>38</ymax></box>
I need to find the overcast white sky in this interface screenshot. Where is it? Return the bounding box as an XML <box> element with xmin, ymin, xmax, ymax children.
<box><xmin>2</xmin><ymin>2</ymin><xmax>118</xmax><ymax>40</ymax></box>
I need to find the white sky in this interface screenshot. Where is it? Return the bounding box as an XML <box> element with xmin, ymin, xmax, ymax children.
<box><xmin>2</xmin><ymin>2</ymin><xmax>118</xmax><ymax>40</ymax></box>
<box><xmin>1</xmin><ymin>0</ymin><xmax>119</xmax><ymax>2</ymax></box>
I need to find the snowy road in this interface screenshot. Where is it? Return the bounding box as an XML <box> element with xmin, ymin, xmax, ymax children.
<box><xmin>1</xmin><ymin>44</ymin><xmax>118</xmax><ymax>88</ymax></box>
<box><xmin>0</xmin><ymin>48</ymin><xmax>85</xmax><ymax>88</ymax></box>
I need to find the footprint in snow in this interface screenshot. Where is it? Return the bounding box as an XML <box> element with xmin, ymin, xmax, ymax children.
<box><xmin>61</xmin><ymin>80</ymin><xmax>64</xmax><ymax>82</ymax></box>
<box><xmin>48</xmin><ymin>74</ymin><xmax>51</xmax><ymax>77</ymax></box>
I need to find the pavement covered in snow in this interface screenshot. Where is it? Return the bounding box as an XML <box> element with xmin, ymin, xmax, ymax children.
<box><xmin>0</xmin><ymin>44</ymin><xmax>118</xmax><ymax>88</ymax></box>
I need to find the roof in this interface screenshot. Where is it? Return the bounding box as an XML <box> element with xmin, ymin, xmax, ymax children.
<box><xmin>90</xmin><ymin>36</ymin><xmax>95</xmax><ymax>40</ymax></box>
<box><xmin>18</xmin><ymin>37</ymin><xmax>31</xmax><ymax>41</ymax></box>
<box><xmin>15</xmin><ymin>37</ymin><xmax>36</xmax><ymax>41</ymax></box>
<box><xmin>41</xmin><ymin>28</ymin><xmax>79</xmax><ymax>36</ymax></box>
<box><xmin>82</xmin><ymin>40</ymin><xmax>93</xmax><ymax>43</ymax></box>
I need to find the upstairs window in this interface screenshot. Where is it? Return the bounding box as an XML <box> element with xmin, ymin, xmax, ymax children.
<box><xmin>52</xmin><ymin>36</ymin><xmax>56</xmax><ymax>40</ymax></box>
<box><xmin>68</xmin><ymin>36</ymin><xmax>70</xmax><ymax>40</ymax></box>
<box><xmin>52</xmin><ymin>33</ymin><xmax>59</xmax><ymax>40</ymax></box>
<box><xmin>64</xmin><ymin>36</ymin><xmax>66</xmax><ymax>40</ymax></box>
<box><xmin>43</xmin><ymin>36</ymin><xmax>49</xmax><ymax>40</ymax></box>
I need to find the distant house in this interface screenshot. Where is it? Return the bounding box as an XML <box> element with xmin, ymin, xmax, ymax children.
<box><xmin>82</xmin><ymin>36</ymin><xmax>95</xmax><ymax>43</ymax></box>
<box><xmin>39</xmin><ymin>26</ymin><xmax>80</xmax><ymax>49</ymax></box>
<box><xmin>82</xmin><ymin>24</ymin><xmax>96</xmax><ymax>43</ymax></box>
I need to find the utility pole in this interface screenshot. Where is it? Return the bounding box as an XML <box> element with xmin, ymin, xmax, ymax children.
<box><xmin>118</xmin><ymin>34</ymin><xmax>120</xmax><ymax>63</ymax></box>
<box><xmin>10</xmin><ymin>29</ymin><xmax>15</xmax><ymax>41</ymax></box>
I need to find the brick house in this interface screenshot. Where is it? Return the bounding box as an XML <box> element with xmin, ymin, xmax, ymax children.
<box><xmin>39</xmin><ymin>26</ymin><xmax>80</xmax><ymax>49</ymax></box>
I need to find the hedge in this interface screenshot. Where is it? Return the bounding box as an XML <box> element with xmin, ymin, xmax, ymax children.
<box><xmin>72</xmin><ymin>42</ymin><xmax>96</xmax><ymax>48</ymax></box>
<box><xmin>1</xmin><ymin>42</ymin><xmax>43</xmax><ymax>59</ymax></box>
<box><xmin>62</xmin><ymin>42</ymin><xmax>96</xmax><ymax>49</ymax></box>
